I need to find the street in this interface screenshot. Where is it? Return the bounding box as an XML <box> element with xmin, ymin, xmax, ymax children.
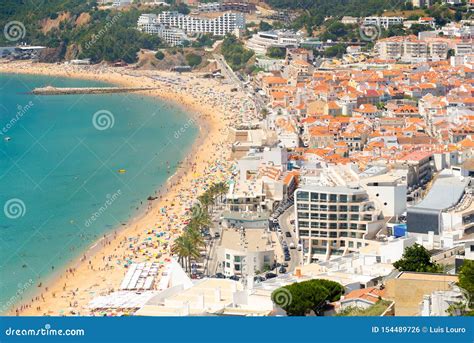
<box><xmin>278</xmin><ymin>205</ymin><xmax>302</xmax><ymax>271</ymax></box>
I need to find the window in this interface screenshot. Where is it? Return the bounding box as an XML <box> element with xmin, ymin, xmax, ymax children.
<box><xmin>300</xmin><ymin>230</ymin><xmax>309</xmax><ymax>237</ymax></box>
<box><xmin>297</xmin><ymin>191</ymin><xmax>309</xmax><ymax>201</ymax></box>
<box><xmin>234</xmin><ymin>256</ymin><xmax>241</xmax><ymax>262</ymax></box>
<box><xmin>470</xmin><ymin>245</ymin><xmax>474</xmax><ymax>252</ymax></box>
<box><xmin>299</xmin><ymin>221</ymin><xmax>309</xmax><ymax>228</ymax></box>
<box><xmin>320</xmin><ymin>193</ymin><xmax>327</xmax><ymax>201</ymax></box>
<box><xmin>235</xmin><ymin>264</ymin><xmax>241</xmax><ymax>271</ymax></box>
<box><xmin>226</xmin><ymin>254</ymin><xmax>230</xmax><ymax>260</ymax></box>
<box><xmin>298</xmin><ymin>212</ymin><xmax>309</xmax><ymax>219</ymax></box>
<box><xmin>329</xmin><ymin>194</ymin><xmax>338</xmax><ymax>203</ymax></box>
<box><xmin>297</xmin><ymin>203</ymin><xmax>309</xmax><ymax>210</ymax></box>
<box><xmin>310</xmin><ymin>192</ymin><xmax>319</xmax><ymax>202</ymax></box>
<box><xmin>226</xmin><ymin>262</ymin><xmax>230</xmax><ymax>267</ymax></box>
<box><xmin>329</xmin><ymin>205</ymin><xmax>337</xmax><ymax>212</ymax></box>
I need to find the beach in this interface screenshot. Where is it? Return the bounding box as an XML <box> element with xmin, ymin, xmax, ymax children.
<box><xmin>0</xmin><ymin>61</ymin><xmax>251</xmax><ymax>316</ymax></box>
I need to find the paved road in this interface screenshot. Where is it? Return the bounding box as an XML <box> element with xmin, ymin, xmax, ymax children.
<box><xmin>278</xmin><ymin>205</ymin><xmax>302</xmax><ymax>271</ymax></box>
<box><xmin>213</xmin><ymin>53</ymin><xmax>241</xmax><ymax>86</ymax></box>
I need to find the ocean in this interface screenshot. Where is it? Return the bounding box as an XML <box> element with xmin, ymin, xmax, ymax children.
<box><xmin>0</xmin><ymin>73</ymin><xmax>198</xmax><ymax>312</ymax></box>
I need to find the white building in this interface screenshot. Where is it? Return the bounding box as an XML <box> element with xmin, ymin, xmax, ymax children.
<box><xmin>420</xmin><ymin>286</ymin><xmax>467</xmax><ymax>316</ymax></box>
<box><xmin>154</xmin><ymin>11</ymin><xmax>245</xmax><ymax>36</ymax></box>
<box><xmin>363</xmin><ymin>17</ymin><xmax>404</xmax><ymax>29</ymax></box>
<box><xmin>217</xmin><ymin>228</ymin><xmax>275</xmax><ymax>277</ymax></box>
<box><xmin>294</xmin><ymin>185</ymin><xmax>385</xmax><ymax>263</ymax></box>
<box><xmin>137</xmin><ymin>14</ymin><xmax>189</xmax><ymax>46</ymax></box>
<box><xmin>375</xmin><ymin>36</ymin><xmax>449</xmax><ymax>63</ymax></box>
<box><xmin>246</xmin><ymin>30</ymin><xmax>303</xmax><ymax>55</ymax></box>
<box><xmin>360</xmin><ymin>174</ymin><xmax>407</xmax><ymax>217</ymax></box>
<box><xmin>112</xmin><ymin>0</ymin><xmax>131</xmax><ymax>7</ymax></box>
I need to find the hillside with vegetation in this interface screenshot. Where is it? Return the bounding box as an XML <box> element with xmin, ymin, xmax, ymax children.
<box><xmin>0</xmin><ymin>0</ymin><xmax>189</xmax><ymax>63</ymax></box>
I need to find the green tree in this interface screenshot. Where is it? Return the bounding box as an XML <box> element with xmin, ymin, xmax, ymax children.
<box><xmin>267</xmin><ymin>46</ymin><xmax>286</xmax><ymax>59</ymax></box>
<box><xmin>271</xmin><ymin>279</ymin><xmax>344</xmax><ymax>316</ymax></box>
<box><xmin>155</xmin><ymin>50</ymin><xmax>165</xmax><ymax>60</ymax></box>
<box><xmin>323</xmin><ymin>44</ymin><xmax>346</xmax><ymax>58</ymax></box>
<box><xmin>393</xmin><ymin>244</ymin><xmax>443</xmax><ymax>273</ymax></box>
<box><xmin>458</xmin><ymin>260</ymin><xmax>474</xmax><ymax>307</ymax></box>
<box><xmin>259</xmin><ymin>21</ymin><xmax>273</xmax><ymax>31</ymax></box>
<box><xmin>221</xmin><ymin>34</ymin><xmax>254</xmax><ymax>71</ymax></box>
<box><xmin>171</xmin><ymin>234</ymin><xmax>201</xmax><ymax>272</ymax></box>
<box><xmin>185</xmin><ymin>53</ymin><xmax>202</xmax><ymax>67</ymax></box>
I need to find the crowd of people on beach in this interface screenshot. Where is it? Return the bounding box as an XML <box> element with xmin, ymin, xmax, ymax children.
<box><xmin>2</xmin><ymin>61</ymin><xmax>258</xmax><ymax>316</ymax></box>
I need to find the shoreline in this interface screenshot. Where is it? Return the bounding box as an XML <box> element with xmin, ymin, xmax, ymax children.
<box><xmin>0</xmin><ymin>61</ymin><xmax>238</xmax><ymax>316</ymax></box>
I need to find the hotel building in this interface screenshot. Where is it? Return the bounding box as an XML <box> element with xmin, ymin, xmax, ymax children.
<box><xmin>153</xmin><ymin>11</ymin><xmax>245</xmax><ymax>36</ymax></box>
<box><xmin>294</xmin><ymin>186</ymin><xmax>384</xmax><ymax>263</ymax></box>
<box><xmin>137</xmin><ymin>14</ymin><xmax>188</xmax><ymax>46</ymax></box>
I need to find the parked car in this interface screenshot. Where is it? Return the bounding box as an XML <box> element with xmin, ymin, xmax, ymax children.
<box><xmin>214</xmin><ymin>272</ymin><xmax>225</xmax><ymax>279</ymax></box>
<box><xmin>265</xmin><ymin>272</ymin><xmax>277</xmax><ymax>279</ymax></box>
<box><xmin>278</xmin><ymin>266</ymin><xmax>287</xmax><ymax>274</ymax></box>
<box><xmin>284</xmin><ymin>255</ymin><xmax>291</xmax><ymax>261</ymax></box>
<box><xmin>229</xmin><ymin>275</ymin><xmax>240</xmax><ymax>281</ymax></box>
<box><xmin>285</xmin><ymin>232</ymin><xmax>292</xmax><ymax>238</ymax></box>
<box><xmin>214</xmin><ymin>232</ymin><xmax>220</xmax><ymax>238</ymax></box>
<box><xmin>289</xmin><ymin>242</ymin><xmax>295</xmax><ymax>249</ymax></box>
<box><xmin>254</xmin><ymin>275</ymin><xmax>266</xmax><ymax>282</ymax></box>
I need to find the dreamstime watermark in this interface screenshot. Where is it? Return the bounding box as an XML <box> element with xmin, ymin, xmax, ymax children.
<box><xmin>191</xmin><ymin>201</ymin><xmax>205</xmax><ymax>219</ymax></box>
<box><xmin>359</xmin><ymin>24</ymin><xmax>382</xmax><ymax>42</ymax></box>
<box><xmin>92</xmin><ymin>110</ymin><xmax>115</xmax><ymax>131</ymax></box>
<box><xmin>84</xmin><ymin>190</ymin><xmax>122</xmax><ymax>227</ymax></box>
<box><xmin>5</xmin><ymin>324</ymin><xmax>85</xmax><ymax>337</ymax></box>
<box><xmin>174</xmin><ymin>117</ymin><xmax>197</xmax><ymax>140</ymax></box>
<box><xmin>272</xmin><ymin>288</ymin><xmax>293</xmax><ymax>308</ymax></box>
<box><xmin>3</xmin><ymin>21</ymin><xmax>26</xmax><ymax>42</ymax></box>
<box><xmin>0</xmin><ymin>279</ymin><xmax>33</xmax><ymax>313</ymax></box>
<box><xmin>3</xmin><ymin>198</ymin><xmax>26</xmax><ymax>219</ymax></box>
<box><xmin>0</xmin><ymin>101</ymin><xmax>34</xmax><ymax>136</ymax></box>
<box><xmin>84</xmin><ymin>12</ymin><xmax>123</xmax><ymax>50</ymax></box>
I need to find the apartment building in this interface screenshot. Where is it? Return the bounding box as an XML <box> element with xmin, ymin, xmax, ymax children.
<box><xmin>246</xmin><ymin>30</ymin><xmax>302</xmax><ymax>55</ymax></box>
<box><xmin>363</xmin><ymin>17</ymin><xmax>404</xmax><ymax>29</ymax></box>
<box><xmin>154</xmin><ymin>11</ymin><xmax>245</xmax><ymax>36</ymax></box>
<box><xmin>375</xmin><ymin>36</ymin><xmax>448</xmax><ymax>63</ymax></box>
<box><xmin>294</xmin><ymin>185</ymin><xmax>384</xmax><ymax>263</ymax></box>
<box><xmin>198</xmin><ymin>1</ymin><xmax>256</xmax><ymax>13</ymax></box>
<box><xmin>137</xmin><ymin>14</ymin><xmax>188</xmax><ymax>46</ymax></box>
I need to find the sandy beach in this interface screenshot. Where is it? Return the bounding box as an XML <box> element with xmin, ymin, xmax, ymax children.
<box><xmin>0</xmin><ymin>61</ymin><xmax>252</xmax><ymax>316</ymax></box>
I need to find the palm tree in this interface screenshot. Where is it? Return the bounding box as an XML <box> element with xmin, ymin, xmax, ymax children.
<box><xmin>185</xmin><ymin>226</ymin><xmax>204</xmax><ymax>248</ymax></box>
<box><xmin>171</xmin><ymin>236</ymin><xmax>189</xmax><ymax>271</ymax></box>
<box><xmin>189</xmin><ymin>209</ymin><xmax>212</xmax><ymax>231</ymax></box>
<box><xmin>216</xmin><ymin>182</ymin><xmax>229</xmax><ymax>204</ymax></box>
<box><xmin>198</xmin><ymin>192</ymin><xmax>215</xmax><ymax>212</ymax></box>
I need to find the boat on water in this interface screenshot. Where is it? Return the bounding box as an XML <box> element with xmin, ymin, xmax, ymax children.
<box><xmin>4</xmin><ymin>136</ymin><xmax>11</xmax><ymax>142</ymax></box>
<box><xmin>118</xmin><ymin>169</ymin><xmax>126</xmax><ymax>174</ymax></box>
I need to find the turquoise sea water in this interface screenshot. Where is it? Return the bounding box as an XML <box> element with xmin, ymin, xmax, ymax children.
<box><xmin>0</xmin><ymin>74</ymin><xmax>198</xmax><ymax>312</ymax></box>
